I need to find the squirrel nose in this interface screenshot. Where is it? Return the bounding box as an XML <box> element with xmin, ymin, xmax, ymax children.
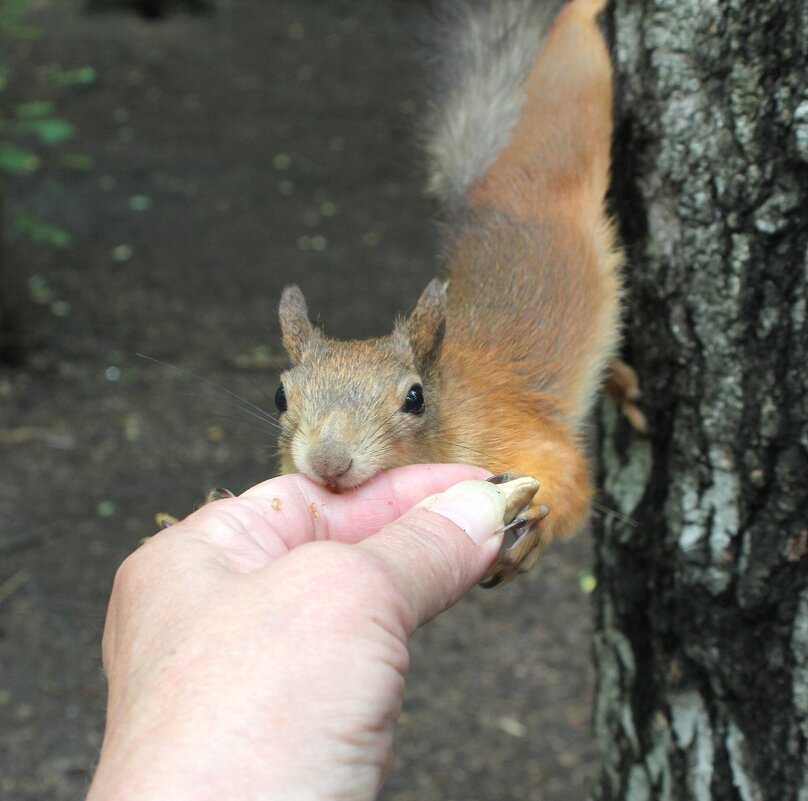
<box><xmin>307</xmin><ymin>445</ymin><xmax>353</xmax><ymax>485</ymax></box>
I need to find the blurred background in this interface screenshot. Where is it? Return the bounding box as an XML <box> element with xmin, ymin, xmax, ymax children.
<box><xmin>0</xmin><ymin>2</ymin><xmax>597</xmax><ymax>798</ymax></box>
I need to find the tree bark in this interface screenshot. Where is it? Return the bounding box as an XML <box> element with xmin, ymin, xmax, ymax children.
<box><xmin>592</xmin><ymin>1</ymin><xmax>808</xmax><ymax>799</ymax></box>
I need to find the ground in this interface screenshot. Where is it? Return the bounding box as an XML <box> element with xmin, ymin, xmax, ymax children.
<box><xmin>0</xmin><ymin>1</ymin><xmax>597</xmax><ymax>798</ymax></box>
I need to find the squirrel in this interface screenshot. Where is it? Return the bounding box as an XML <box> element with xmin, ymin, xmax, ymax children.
<box><xmin>274</xmin><ymin>0</ymin><xmax>635</xmax><ymax>587</ymax></box>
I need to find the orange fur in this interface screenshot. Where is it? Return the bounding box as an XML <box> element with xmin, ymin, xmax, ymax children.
<box><xmin>436</xmin><ymin>345</ymin><xmax>594</xmax><ymax>580</ymax></box>
<box><xmin>469</xmin><ymin>0</ymin><xmax>613</xmax><ymax>226</ymax></box>
<box><xmin>276</xmin><ymin>0</ymin><xmax>624</xmax><ymax>585</ymax></box>
<box><xmin>439</xmin><ymin>0</ymin><xmax>620</xmax><ymax>582</ymax></box>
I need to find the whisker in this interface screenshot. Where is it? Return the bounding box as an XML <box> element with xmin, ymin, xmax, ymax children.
<box><xmin>156</xmin><ymin>388</ymin><xmax>281</xmax><ymax>433</ymax></box>
<box><xmin>277</xmin><ymin>412</ymin><xmax>300</xmax><ymax>442</ymax></box>
<box><xmin>591</xmin><ymin>500</ymin><xmax>639</xmax><ymax>528</ymax></box>
<box><xmin>207</xmin><ymin>396</ymin><xmax>281</xmax><ymax>432</ymax></box>
<box><xmin>360</xmin><ymin>408</ymin><xmax>402</xmax><ymax>452</ymax></box>
<box><xmin>235</xmin><ymin>368</ymin><xmax>286</xmax><ymax>426</ymax></box>
<box><xmin>137</xmin><ymin>353</ymin><xmax>280</xmax><ymax>430</ymax></box>
<box><xmin>353</xmin><ymin>404</ymin><xmax>399</xmax><ymax>453</ymax></box>
<box><xmin>426</xmin><ymin>435</ymin><xmax>491</xmax><ymax>461</ymax></box>
<box><xmin>206</xmin><ymin>412</ymin><xmax>279</xmax><ymax>439</ymax></box>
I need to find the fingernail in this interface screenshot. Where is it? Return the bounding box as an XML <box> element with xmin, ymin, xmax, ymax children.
<box><xmin>423</xmin><ymin>478</ymin><xmax>537</xmax><ymax>545</ymax></box>
<box><xmin>425</xmin><ymin>481</ymin><xmax>504</xmax><ymax>543</ymax></box>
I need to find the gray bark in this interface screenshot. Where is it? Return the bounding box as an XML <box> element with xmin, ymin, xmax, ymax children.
<box><xmin>592</xmin><ymin>1</ymin><xmax>808</xmax><ymax>799</ymax></box>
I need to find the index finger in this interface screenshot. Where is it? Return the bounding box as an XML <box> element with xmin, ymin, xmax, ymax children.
<box><xmin>239</xmin><ymin>463</ymin><xmax>489</xmax><ymax>550</ymax></box>
<box><xmin>157</xmin><ymin>463</ymin><xmax>489</xmax><ymax>568</ymax></box>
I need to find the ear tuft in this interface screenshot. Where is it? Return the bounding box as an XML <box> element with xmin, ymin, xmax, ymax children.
<box><xmin>407</xmin><ymin>278</ymin><xmax>447</xmax><ymax>371</ymax></box>
<box><xmin>279</xmin><ymin>285</ymin><xmax>320</xmax><ymax>363</ymax></box>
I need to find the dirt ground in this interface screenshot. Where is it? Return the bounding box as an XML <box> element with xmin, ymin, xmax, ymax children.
<box><xmin>0</xmin><ymin>1</ymin><xmax>598</xmax><ymax>798</ymax></box>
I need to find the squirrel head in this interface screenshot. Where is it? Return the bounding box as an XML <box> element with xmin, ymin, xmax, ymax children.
<box><xmin>276</xmin><ymin>280</ymin><xmax>447</xmax><ymax>490</ymax></box>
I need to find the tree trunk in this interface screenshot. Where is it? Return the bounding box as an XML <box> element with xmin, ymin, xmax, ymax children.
<box><xmin>592</xmin><ymin>1</ymin><xmax>808</xmax><ymax>799</ymax></box>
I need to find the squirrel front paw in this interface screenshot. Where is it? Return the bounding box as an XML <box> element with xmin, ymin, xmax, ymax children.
<box><xmin>153</xmin><ymin>487</ymin><xmax>236</xmax><ymax>531</ymax></box>
<box><xmin>480</xmin><ymin>474</ymin><xmax>550</xmax><ymax>588</ymax></box>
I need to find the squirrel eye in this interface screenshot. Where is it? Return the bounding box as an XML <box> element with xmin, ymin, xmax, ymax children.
<box><xmin>402</xmin><ymin>383</ymin><xmax>425</xmax><ymax>415</ymax></box>
<box><xmin>275</xmin><ymin>384</ymin><xmax>287</xmax><ymax>413</ymax></box>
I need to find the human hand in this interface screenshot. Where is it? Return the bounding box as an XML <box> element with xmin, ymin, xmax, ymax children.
<box><xmin>87</xmin><ymin>464</ymin><xmax>538</xmax><ymax>801</ymax></box>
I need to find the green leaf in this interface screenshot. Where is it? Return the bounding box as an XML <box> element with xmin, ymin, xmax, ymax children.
<box><xmin>96</xmin><ymin>500</ymin><xmax>117</xmax><ymax>518</ymax></box>
<box><xmin>16</xmin><ymin>213</ymin><xmax>72</xmax><ymax>247</ymax></box>
<box><xmin>50</xmin><ymin>66</ymin><xmax>96</xmax><ymax>87</ymax></box>
<box><xmin>28</xmin><ymin>273</ymin><xmax>55</xmax><ymax>303</ymax></box>
<box><xmin>0</xmin><ymin>23</ymin><xmax>39</xmax><ymax>39</ymax></box>
<box><xmin>46</xmin><ymin>228</ymin><xmax>71</xmax><ymax>248</ymax></box>
<box><xmin>15</xmin><ymin>100</ymin><xmax>55</xmax><ymax>119</ymax></box>
<box><xmin>128</xmin><ymin>194</ymin><xmax>151</xmax><ymax>211</ymax></box>
<box><xmin>577</xmin><ymin>570</ymin><xmax>597</xmax><ymax>595</ymax></box>
<box><xmin>16</xmin><ymin>117</ymin><xmax>75</xmax><ymax>145</ymax></box>
<box><xmin>59</xmin><ymin>152</ymin><xmax>94</xmax><ymax>170</ymax></box>
<box><xmin>0</xmin><ymin>0</ymin><xmax>39</xmax><ymax>37</ymax></box>
<box><xmin>0</xmin><ymin>143</ymin><xmax>40</xmax><ymax>173</ymax></box>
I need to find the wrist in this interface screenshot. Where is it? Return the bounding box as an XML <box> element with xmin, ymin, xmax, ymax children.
<box><xmin>88</xmin><ymin>684</ymin><xmax>328</xmax><ymax>801</ymax></box>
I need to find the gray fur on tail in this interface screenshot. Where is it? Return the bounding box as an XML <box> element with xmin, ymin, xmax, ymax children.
<box><xmin>422</xmin><ymin>0</ymin><xmax>565</xmax><ymax>209</ymax></box>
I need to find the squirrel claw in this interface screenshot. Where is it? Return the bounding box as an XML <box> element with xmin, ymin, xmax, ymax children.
<box><xmin>487</xmin><ymin>471</ymin><xmax>543</xmax><ymax>539</ymax></box>
<box><xmin>480</xmin><ymin>492</ymin><xmax>550</xmax><ymax>588</ymax></box>
<box><xmin>486</xmin><ymin>472</ymin><xmax>522</xmax><ymax>486</ymax></box>
<box><xmin>152</xmin><ymin>487</ymin><xmax>235</xmax><ymax>534</ymax></box>
<box><xmin>203</xmin><ymin>487</ymin><xmax>236</xmax><ymax>504</ymax></box>
<box><xmin>503</xmin><ymin>503</ymin><xmax>550</xmax><ymax>537</ymax></box>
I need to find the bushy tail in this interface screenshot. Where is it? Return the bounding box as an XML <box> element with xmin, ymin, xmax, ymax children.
<box><xmin>422</xmin><ymin>0</ymin><xmax>612</xmax><ymax>220</ymax></box>
<box><xmin>422</xmin><ymin>0</ymin><xmax>564</xmax><ymax>207</ymax></box>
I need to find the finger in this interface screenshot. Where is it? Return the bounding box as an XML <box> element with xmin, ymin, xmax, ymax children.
<box><xmin>168</xmin><ymin>464</ymin><xmax>489</xmax><ymax>557</ymax></box>
<box><xmin>358</xmin><ymin>479</ymin><xmax>512</xmax><ymax>632</ymax></box>
<box><xmin>238</xmin><ymin>463</ymin><xmax>489</xmax><ymax>549</ymax></box>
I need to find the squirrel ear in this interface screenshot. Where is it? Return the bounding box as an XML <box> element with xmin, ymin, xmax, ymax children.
<box><xmin>279</xmin><ymin>284</ymin><xmax>320</xmax><ymax>363</ymax></box>
<box><xmin>406</xmin><ymin>278</ymin><xmax>447</xmax><ymax>371</ymax></box>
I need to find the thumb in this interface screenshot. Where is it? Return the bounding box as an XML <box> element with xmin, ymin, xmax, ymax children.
<box><xmin>358</xmin><ymin>477</ymin><xmax>538</xmax><ymax>631</ymax></box>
